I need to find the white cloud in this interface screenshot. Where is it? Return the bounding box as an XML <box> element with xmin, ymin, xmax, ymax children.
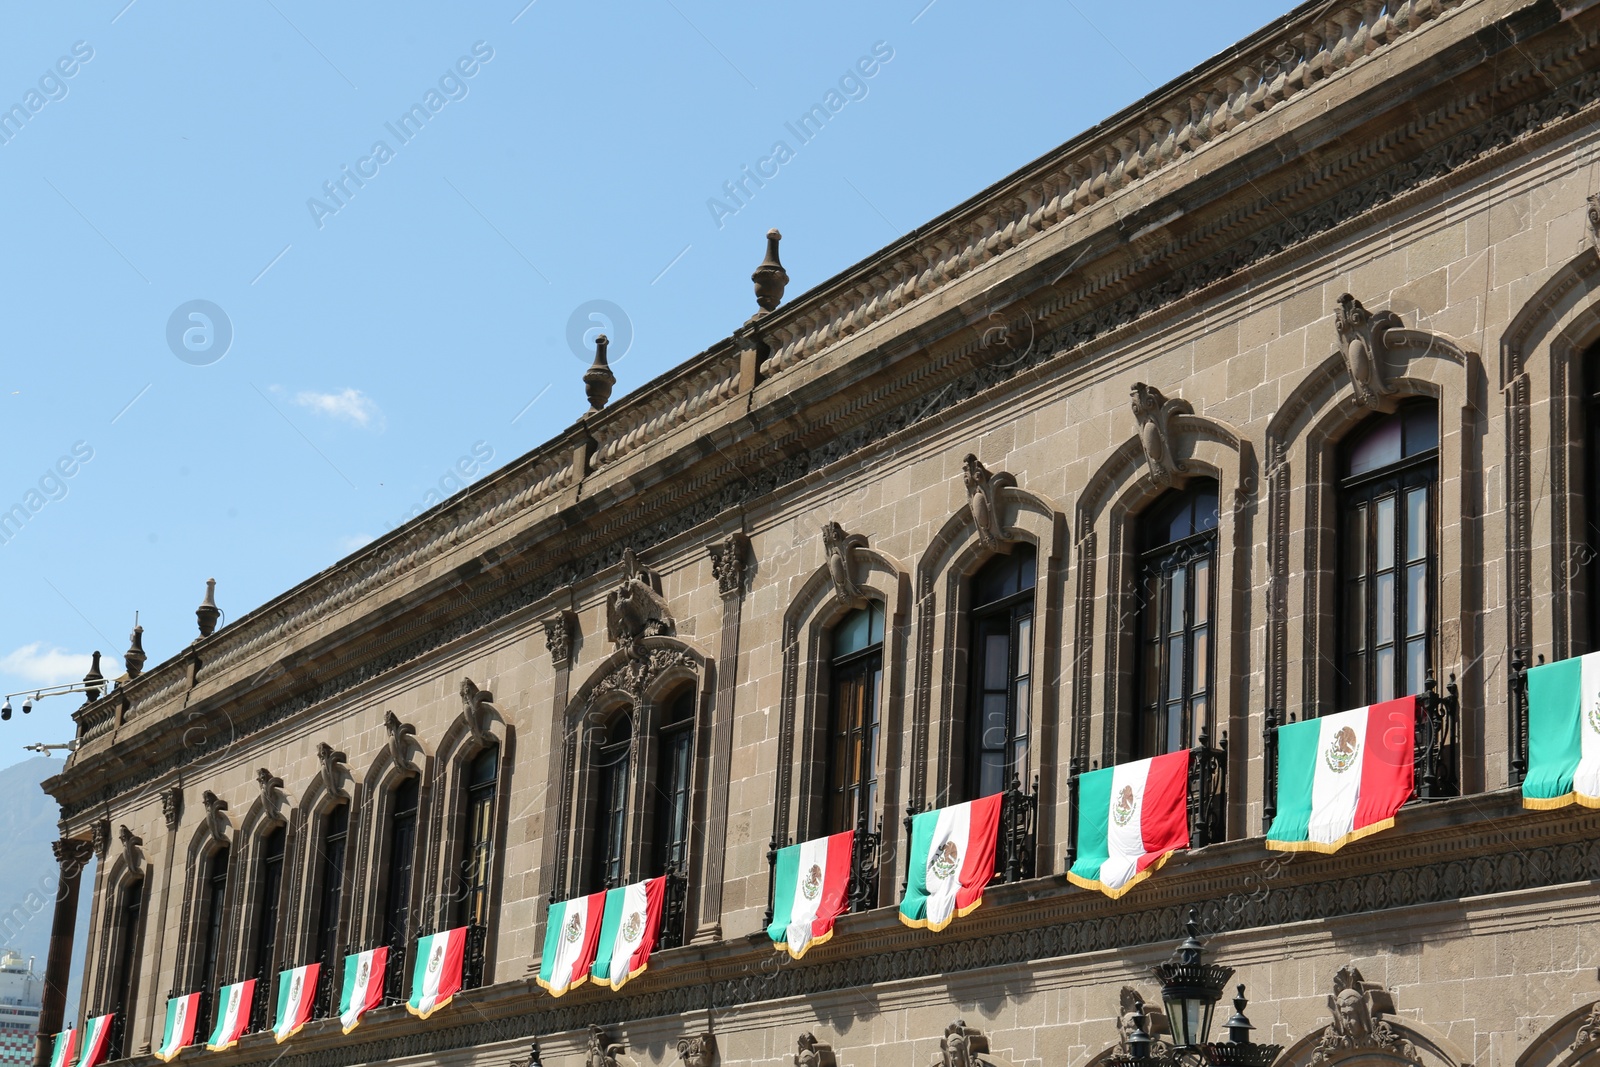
<box><xmin>0</xmin><ymin>643</ymin><xmax>96</xmax><ymax>687</ymax></box>
<box><xmin>294</xmin><ymin>388</ymin><xmax>382</xmax><ymax>429</ymax></box>
<box><xmin>336</xmin><ymin>533</ymin><xmax>373</xmax><ymax>554</ymax></box>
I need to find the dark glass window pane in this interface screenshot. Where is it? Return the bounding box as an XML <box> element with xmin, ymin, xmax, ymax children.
<box><xmin>591</xmin><ymin>714</ymin><xmax>631</xmax><ymax>893</ymax></box>
<box><xmin>1135</xmin><ymin>480</ymin><xmax>1219</xmax><ymax>759</ymax></box>
<box><xmin>109</xmin><ymin>880</ymin><xmax>142</xmax><ymax>1057</ymax></box>
<box><xmin>251</xmin><ymin>826</ymin><xmax>286</xmax><ymax>1027</ymax></box>
<box><xmin>196</xmin><ymin>847</ymin><xmax>230</xmax><ymax>1034</ymax></box>
<box><xmin>1347</xmin><ymin>417</ymin><xmax>1404</xmax><ymax>475</ymax></box>
<box><xmin>312</xmin><ymin>804</ymin><xmax>348</xmax><ymax>1018</ymax></box>
<box><xmin>652</xmin><ymin>691</ymin><xmax>694</xmax><ymax>876</ymax></box>
<box><xmin>455</xmin><ymin>745</ymin><xmax>499</xmax><ymax>931</ymax></box>
<box><xmin>382</xmin><ymin>777</ymin><xmax>419</xmax><ymax>1000</ymax></box>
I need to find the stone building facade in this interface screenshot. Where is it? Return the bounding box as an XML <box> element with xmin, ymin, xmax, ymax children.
<box><xmin>34</xmin><ymin>2</ymin><xmax>1600</xmax><ymax>1067</ymax></box>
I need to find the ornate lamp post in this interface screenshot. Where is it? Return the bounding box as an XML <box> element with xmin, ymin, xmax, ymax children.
<box><xmin>1131</xmin><ymin>908</ymin><xmax>1282</xmax><ymax>1067</ymax></box>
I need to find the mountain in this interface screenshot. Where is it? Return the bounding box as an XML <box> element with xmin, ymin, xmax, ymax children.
<box><xmin>0</xmin><ymin>756</ymin><xmax>93</xmax><ymax>1027</ymax></box>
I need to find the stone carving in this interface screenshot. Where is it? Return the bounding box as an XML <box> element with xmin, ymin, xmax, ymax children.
<box><xmin>257</xmin><ymin>768</ymin><xmax>286</xmax><ymax>821</ymax></box>
<box><xmin>937</xmin><ymin>1019</ymin><xmax>989</xmax><ymax>1067</ymax></box>
<box><xmin>588</xmin><ymin>647</ymin><xmax>699</xmax><ymax>706</ymax></box>
<box><xmin>161</xmin><ymin>787</ymin><xmax>183</xmax><ymax>831</ymax></box>
<box><xmin>460</xmin><ymin>678</ymin><xmax>497</xmax><ymax>747</ymax></box>
<box><xmin>90</xmin><ymin>819</ymin><xmax>110</xmax><ymax>860</ymax></box>
<box><xmin>543</xmin><ymin>611</ymin><xmax>577</xmax><ymax>668</ymax></box>
<box><xmin>384</xmin><ymin>711</ymin><xmax>418</xmax><ymax>772</ymax></box>
<box><xmin>585</xmin><ymin>334</ymin><xmax>616</xmax><ymax>411</ymax></box>
<box><xmin>317</xmin><ymin>742</ymin><xmax>348</xmax><ymax>799</ymax></box>
<box><xmin>794</xmin><ymin>1033</ymin><xmax>836</xmax><ymax>1067</ymax></box>
<box><xmin>1573</xmin><ymin>1001</ymin><xmax>1600</xmax><ymax>1050</ymax></box>
<box><xmin>752</xmin><ymin>228</ymin><xmax>789</xmax><ymax>313</ymax></box>
<box><xmin>1112</xmin><ymin>988</ymin><xmax>1171</xmax><ymax>1063</ymax></box>
<box><xmin>963</xmin><ymin>454</ymin><xmax>1016</xmax><ymax>550</ymax></box>
<box><xmin>118</xmin><ymin>825</ymin><xmax>143</xmax><ymax>872</ymax></box>
<box><xmin>1311</xmin><ymin>966</ymin><xmax>1420</xmax><ymax>1066</ymax></box>
<box><xmin>1588</xmin><ymin>194</ymin><xmax>1600</xmax><ymax>251</ymax></box>
<box><xmin>1130</xmin><ymin>383</ymin><xmax>1194</xmax><ymax>487</ymax></box>
<box><xmin>707</xmin><ymin>532</ymin><xmax>750</xmax><ymax>599</ymax></box>
<box><xmin>676</xmin><ymin>1034</ymin><xmax>714</xmax><ymax>1067</ymax></box>
<box><xmin>51</xmin><ymin>839</ymin><xmax>91</xmax><ymax>873</ymax></box>
<box><xmin>821</xmin><ymin>522</ymin><xmax>870</xmax><ymax>604</ymax></box>
<box><xmin>605</xmin><ymin>548</ymin><xmax>675</xmax><ymax>652</ymax></box>
<box><xmin>584</xmin><ymin>1025</ymin><xmax>625</xmax><ymax>1067</ymax></box>
<box><xmin>1334</xmin><ymin>294</ymin><xmax>1403</xmax><ymax>409</ymax></box>
<box><xmin>201</xmin><ymin>790</ymin><xmax>230</xmax><ymax>843</ymax></box>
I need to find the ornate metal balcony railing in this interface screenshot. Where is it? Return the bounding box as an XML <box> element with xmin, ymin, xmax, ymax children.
<box><xmin>997</xmin><ymin>775</ymin><xmax>1038</xmax><ymax>883</ymax></box>
<box><xmin>106</xmin><ymin>1004</ymin><xmax>127</xmax><ymax>1061</ymax></box>
<box><xmin>1066</xmin><ymin>733</ymin><xmax>1227</xmax><ymax>865</ymax></box>
<box><xmin>764</xmin><ymin>808</ymin><xmax>884</xmax><ymax>925</ymax></box>
<box><xmin>381</xmin><ymin>934</ymin><xmax>408</xmax><ymax>1005</ymax></box>
<box><xmin>1508</xmin><ymin>650</ymin><xmax>1542</xmax><ymax>787</ymax></box>
<box><xmin>462</xmin><ymin>923</ymin><xmax>488</xmax><ymax>990</ymax></box>
<box><xmin>1263</xmin><ymin>670</ymin><xmax>1460</xmax><ymax>828</ymax></box>
<box><xmin>247</xmin><ymin>964</ymin><xmax>270</xmax><ymax>1034</ymax></box>
<box><xmin>658</xmin><ymin>866</ymin><xmax>688</xmax><ymax>952</ymax></box>
<box><xmin>312</xmin><ymin>946</ymin><xmax>339</xmax><ymax>1019</ymax></box>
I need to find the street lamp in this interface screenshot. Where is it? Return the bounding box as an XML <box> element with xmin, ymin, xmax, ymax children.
<box><xmin>1132</xmin><ymin>908</ymin><xmax>1282</xmax><ymax>1067</ymax></box>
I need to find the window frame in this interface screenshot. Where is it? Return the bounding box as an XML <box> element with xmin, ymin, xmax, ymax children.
<box><xmin>194</xmin><ymin>846</ymin><xmax>230</xmax><ymax>1037</ymax></box>
<box><xmin>649</xmin><ymin>691</ymin><xmax>695</xmax><ymax>879</ymax></box>
<box><xmin>823</xmin><ymin>603</ymin><xmax>884</xmax><ymax>837</ymax></box>
<box><xmin>453</xmin><ymin>745</ymin><xmax>500</xmax><ymax>930</ymax></box>
<box><xmin>310</xmin><ymin>802</ymin><xmax>349</xmax><ymax>1019</ymax></box>
<box><xmin>963</xmin><ymin>545</ymin><xmax>1038</xmax><ymax>801</ymax></box>
<box><xmin>587</xmin><ymin>710</ymin><xmax>632</xmax><ymax>894</ymax></box>
<box><xmin>379</xmin><ymin>776</ymin><xmax>420</xmax><ymax>1004</ymax></box>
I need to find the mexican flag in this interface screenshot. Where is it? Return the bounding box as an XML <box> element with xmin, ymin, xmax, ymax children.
<box><xmin>407</xmin><ymin>928</ymin><xmax>467</xmax><ymax>1019</ymax></box>
<box><xmin>1523</xmin><ymin>651</ymin><xmax>1600</xmax><ymax>809</ymax></box>
<box><xmin>590</xmin><ymin>876</ymin><xmax>666</xmax><ymax>990</ymax></box>
<box><xmin>205</xmin><ymin>979</ymin><xmax>255</xmax><ymax>1052</ymax></box>
<box><xmin>537</xmin><ymin>890</ymin><xmax>606</xmax><ymax>996</ymax></box>
<box><xmin>154</xmin><ymin>993</ymin><xmax>199</xmax><ymax>1061</ymax></box>
<box><xmin>767</xmin><ymin>830</ymin><xmax>852</xmax><ymax>958</ymax></box>
<box><xmin>272</xmin><ymin>963</ymin><xmax>318</xmax><ymax>1042</ymax></box>
<box><xmin>47</xmin><ymin>1027</ymin><xmax>77</xmax><ymax>1067</ymax></box>
<box><xmin>1267</xmin><ymin>696</ymin><xmax>1415</xmax><ymax>852</ymax></box>
<box><xmin>1068</xmin><ymin>750</ymin><xmax>1191</xmax><ymax>898</ymax></box>
<box><xmin>898</xmin><ymin>793</ymin><xmax>1002</xmax><ymax>932</ymax></box>
<box><xmin>338</xmin><ymin>947</ymin><xmax>387</xmax><ymax>1034</ymax></box>
<box><xmin>78</xmin><ymin>1015</ymin><xmax>114</xmax><ymax>1067</ymax></box>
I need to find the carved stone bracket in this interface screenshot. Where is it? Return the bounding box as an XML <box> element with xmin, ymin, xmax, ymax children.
<box><xmin>963</xmin><ymin>454</ymin><xmax>1017</xmax><ymax>550</ymax></box>
<box><xmin>89</xmin><ymin>818</ymin><xmax>110</xmax><ymax>860</ymax></box>
<box><xmin>384</xmin><ymin>710</ymin><xmax>419</xmax><ymax>773</ymax></box>
<box><xmin>1334</xmin><ymin>294</ymin><xmax>1404</xmax><ymax>409</ymax></box>
<box><xmin>707</xmin><ymin>533</ymin><xmax>750</xmax><ymax>600</ymax></box>
<box><xmin>317</xmin><ymin>742</ymin><xmax>349</xmax><ymax>800</ymax></box>
<box><xmin>606</xmin><ymin>548</ymin><xmax>675</xmax><ymax>654</ymax></box>
<box><xmin>1130</xmin><ymin>383</ymin><xmax>1195</xmax><ymax>488</ymax></box>
<box><xmin>201</xmin><ymin>790</ymin><xmax>231</xmax><ymax>844</ymax></box>
<box><xmin>676</xmin><ymin>1034</ymin><xmax>714</xmax><ymax>1067</ymax></box>
<box><xmin>460</xmin><ymin>678</ymin><xmax>497</xmax><ymax>747</ymax></box>
<box><xmin>257</xmin><ymin>768</ymin><xmax>286</xmax><ymax>822</ymax></box>
<box><xmin>794</xmin><ymin>1032</ymin><xmax>837</xmax><ymax>1067</ymax></box>
<box><xmin>161</xmin><ymin>787</ymin><xmax>183</xmax><ymax>831</ymax></box>
<box><xmin>544</xmin><ymin>610</ymin><xmax>577</xmax><ymax>669</ymax></box>
<box><xmin>1573</xmin><ymin>1001</ymin><xmax>1600</xmax><ymax>1051</ymax></box>
<box><xmin>936</xmin><ymin>1019</ymin><xmax>990</xmax><ymax>1067</ymax></box>
<box><xmin>1111</xmin><ymin>987</ymin><xmax>1173</xmax><ymax>1064</ymax></box>
<box><xmin>1587</xmin><ymin>194</ymin><xmax>1600</xmax><ymax>255</ymax></box>
<box><xmin>118</xmin><ymin>825</ymin><xmax>143</xmax><ymax>873</ymax></box>
<box><xmin>821</xmin><ymin>521</ymin><xmax>870</xmax><ymax>604</ymax></box>
<box><xmin>1310</xmin><ymin>965</ymin><xmax>1421</xmax><ymax>1066</ymax></box>
<box><xmin>584</xmin><ymin>1024</ymin><xmax>626</xmax><ymax>1067</ymax></box>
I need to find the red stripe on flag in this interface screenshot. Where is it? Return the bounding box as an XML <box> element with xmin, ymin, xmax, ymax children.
<box><xmin>1136</xmin><ymin>749</ymin><xmax>1192</xmax><ymax>872</ymax></box>
<box><xmin>626</xmin><ymin>876</ymin><xmax>667</xmax><ymax>977</ymax></box>
<box><xmin>811</xmin><ymin>830</ymin><xmax>854</xmax><ymax>939</ymax></box>
<box><xmin>1356</xmin><ymin>696</ymin><xmax>1416</xmax><ymax>830</ymax></box>
<box><xmin>954</xmin><ymin>793</ymin><xmax>1003</xmax><ymax>915</ymax></box>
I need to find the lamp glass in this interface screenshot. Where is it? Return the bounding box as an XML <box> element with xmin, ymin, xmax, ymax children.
<box><xmin>1163</xmin><ymin>993</ymin><xmax>1216</xmax><ymax>1049</ymax></box>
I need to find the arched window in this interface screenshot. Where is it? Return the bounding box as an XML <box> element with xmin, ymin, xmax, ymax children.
<box><xmin>967</xmin><ymin>544</ymin><xmax>1037</xmax><ymax>799</ymax></box>
<box><xmin>1136</xmin><ymin>479</ymin><xmax>1220</xmax><ymax>758</ymax></box>
<box><xmin>310</xmin><ymin>803</ymin><xmax>348</xmax><ymax>1018</ymax></box>
<box><xmin>381</xmin><ymin>777</ymin><xmax>420</xmax><ymax>1003</ymax></box>
<box><xmin>195</xmin><ymin>847</ymin><xmax>229</xmax><ymax>1036</ymax></box>
<box><xmin>247</xmin><ymin>825</ymin><xmax>286</xmax><ymax>1031</ymax></box>
<box><xmin>589</xmin><ymin>712</ymin><xmax>631</xmax><ymax>893</ymax></box>
<box><xmin>454</xmin><ymin>746</ymin><xmax>499</xmax><ymax>931</ymax></box>
<box><xmin>651</xmin><ymin>692</ymin><xmax>694</xmax><ymax>877</ymax></box>
<box><xmin>826</xmin><ymin>602</ymin><xmax>884</xmax><ymax>835</ymax></box>
<box><xmin>107</xmin><ymin>879</ymin><xmax>143</xmax><ymax>1059</ymax></box>
<box><xmin>1337</xmin><ymin>399</ymin><xmax>1438</xmax><ymax>707</ymax></box>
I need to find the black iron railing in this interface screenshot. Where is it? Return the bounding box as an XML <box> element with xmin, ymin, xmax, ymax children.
<box><xmin>1262</xmin><ymin>708</ymin><xmax>1282</xmax><ymax>831</ymax></box>
<box><xmin>248</xmin><ymin>966</ymin><xmax>270</xmax><ymax>1034</ymax></box>
<box><xmin>1509</xmin><ymin>650</ymin><xmax>1540</xmax><ymax>786</ymax></box>
<box><xmin>658</xmin><ymin>866</ymin><xmax>688</xmax><ymax>951</ymax></box>
<box><xmin>462</xmin><ymin>924</ymin><xmax>488</xmax><ymax>990</ymax></box>
<box><xmin>381</xmin><ymin>935</ymin><xmax>407</xmax><ymax>1006</ymax></box>
<box><xmin>997</xmin><ymin>775</ymin><xmax>1038</xmax><ymax>882</ymax></box>
<box><xmin>106</xmin><ymin>1006</ymin><xmax>127</xmax><ymax>1061</ymax></box>
<box><xmin>312</xmin><ymin>948</ymin><xmax>338</xmax><ymax>1019</ymax></box>
<box><xmin>846</xmin><ymin>809</ymin><xmax>883</xmax><ymax>912</ymax></box>
<box><xmin>763</xmin><ymin>836</ymin><xmax>788</xmax><ymax>927</ymax></box>
<box><xmin>1415</xmin><ymin>671</ymin><xmax>1460</xmax><ymax>800</ymax></box>
<box><xmin>1188</xmin><ymin>728</ymin><xmax>1228</xmax><ymax>847</ymax></box>
<box><xmin>1064</xmin><ymin>756</ymin><xmax>1086</xmax><ymax>866</ymax></box>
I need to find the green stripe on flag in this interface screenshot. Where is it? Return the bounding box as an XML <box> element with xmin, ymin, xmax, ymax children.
<box><xmin>1069</xmin><ymin>766</ymin><xmax>1113</xmax><ymax>882</ymax></box>
<box><xmin>539</xmin><ymin>899</ymin><xmax>566</xmax><ymax>984</ymax></box>
<box><xmin>767</xmin><ymin>842</ymin><xmax>800</xmax><ymax>941</ymax></box>
<box><xmin>1266</xmin><ymin>717</ymin><xmax>1320</xmax><ymax>843</ymax></box>
<box><xmin>1526</xmin><ymin>655</ymin><xmax>1585</xmax><ymax>805</ymax></box>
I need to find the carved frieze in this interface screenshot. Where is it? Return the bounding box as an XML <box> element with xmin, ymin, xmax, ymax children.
<box><xmin>588</xmin><ymin>647</ymin><xmax>699</xmax><ymax>707</ymax></box>
<box><xmin>1130</xmin><ymin>383</ymin><xmax>1193</xmax><ymax>488</ymax></box>
<box><xmin>544</xmin><ymin>610</ymin><xmax>577</xmax><ymax>669</ymax></box>
<box><xmin>707</xmin><ymin>532</ymin><xmax>750</xmax><ymax>600</ymax></box>
<box><xmin>963</xmin><ymin>454</ymin><xmax>1016</xmax><ymax>550</ymax></box>
<box><xmin>821</xmin><ymin>522</ymin><xmax>869</xmax><ymax>604</ymax></box>
<box><xmin>1310</xmin><ymin>966</ymin><xmax>1420</xmax><ymax>1066</ymax></box>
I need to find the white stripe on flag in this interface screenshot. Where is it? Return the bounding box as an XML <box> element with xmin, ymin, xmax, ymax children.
<box><xmin>548</xmin><ymin>900</ymin><xmax>592</xmax><ymax>992</ymax></box>
<box><xmin>1101</xmin><ymin>757</ymin><xmax>1153</xmax><ymax>888</ymax></box>
<box><xmin>1577</xmin><ymin>655</ymin><xmax>1600</xmax><ymax>799</ymax></box>
<box><xmin>1308</xmin><ymin>708</ymin><xmax>1368</xmax><ymax>844</ymax></box>
<box><xmin>606</xmin><ymin>882</ymin><xmax>650</xmax><ymax>986</ymax></box>
<box><xmin>922</xmin><ymin>802</ymin><xmax>972</xmax><ymax>929</ymax></box>
<box><xmin>785</xmin><ymin>835</ymin><xmax>829</xmax><ymax>955</ymax></box>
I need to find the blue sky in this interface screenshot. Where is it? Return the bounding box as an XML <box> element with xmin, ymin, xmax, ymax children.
<box><xmin>0</xmin><ymin>0</ymin><xmax>1294</xmax><ymax>767</ymax></box>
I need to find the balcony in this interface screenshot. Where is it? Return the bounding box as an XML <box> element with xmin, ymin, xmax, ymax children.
<box><xmin>1066</xmin><ymin>730</ymin><xmax>1228</xmax><ymax>865</ymax></box>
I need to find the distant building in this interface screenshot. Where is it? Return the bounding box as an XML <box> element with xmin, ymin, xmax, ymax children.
<box><xmin>0</xmin><ymin>951</ymin><xmax>42</xmax><ymax>1067</ymax></box>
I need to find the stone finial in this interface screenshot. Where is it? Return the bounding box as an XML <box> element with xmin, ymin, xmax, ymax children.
<box><xmin>124</xmin><ymin>616</ymin><xmax>147</xmax><ymax>679</ymax></box>
<box><xmin>821</xmin><ymin>521</ymin><xmax>869</xmax><ymax>604</ymax></box>
<box><xmin>937</xmin><ymin>1019</ymin><xmax>989</xmax><ymax>1067</ymax></box>
<box><xmin>1311</xmin><ymin>965</ymin><xmax>1420</xmax><ymax>1066</ymax></box>
<box><xmin>118</xmin><ymin>825</ymin><xmax>143</xmax><ymax>872</ymax></box>
<box><xmin>1130</xmin><ymin>382</ymin><xmax>1194</xmax><ymax>488</ymax></box>
<box><xmin>752</xmin><ymin>228</ymin><xmax>789</xmax><ymax>312</ymax></box>
<box><xmin>1334</xmin><ymin>294</ymin><xmax>1402</xmax><ymax>409</ymax></box>
<box><xmin>317</xmin><ymin>742</ymin><xmax>348</xmax><ymax>799</ymax></box>
<box><xmin>584</xmin><ymin>1024</ymin><xmax>625</xmax><ymax>1067</ymax></box>
<box><xmin>384</xmin><ymin>710</ymin><xmax>418</xmax><ymax>771</ymax></box>
<box><xmin>82</xmin><ymin>651</ymin><xmax>104</xmax><ymax>704</ymax></box>
<box><xmin>460</xmin><ymin>678</ymin><xmax>496</xmax><ymax>747</ymax></box>
<box><xmin>543</xmin><ymin>610</ymin><xmax>577</xmax><ymax>668</ymax></box>
<box><xmin>584</xmin><ymin>334</ymin><xmax>617</xmax><ymax>411</ymax></box>
<box><xmin>605</xmin><ymin>547</ymin><xmax>675</xmax><ymax>650</ymax></box>
<box><xmin>196</xmin><ymin>578</ymin><xmax>220</xmax><ymax>638</ymax></box>
<box><xmin>676</xmin><ymin>1035</ymin><xmax>714</xmax><ymax>1067</ymax></box>
<box><xmin>161</xmin><ymin>787</ymin><xmax>183</xmax><ymax>830</ymax></box>
<box><xmin>962</xmin><ymin>454</ymin><xmax>1016</xmax><ymax>550</ymax></box>
<box><xmin>707</xmin><ymin>532</ymin><xmax>750</xmax><ymax>600</ymax></box>
<box><xmin>794</xmin><ymin>1032</ymin><xmax>837</xmax><ymax>1067</ymax></box>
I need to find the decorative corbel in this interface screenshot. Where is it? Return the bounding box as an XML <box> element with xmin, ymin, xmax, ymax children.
<box><xmin>962</xmin><ymin>454</ymin><xmax>1017</xmax><ymax>550</ymax></box>
<box><xmin>161</xmin><ymin>787</ymin><xmax>183</xmax><ymax>831</ymax></box>
<box><xmin>1334</xmin><ymin>293</ymin><xmax>1403</xmax><ymax>409</ymax></box>
<box><xmin>934</xmin><ymin>1019</ymin><xmax>990</xmax><ymax>1067</ymax></box>
<box><xmin>676</xmin><ymin>1034</ymin><xmax>714</xmax><ymax>1067</ymax></box>
<box><xmin>1129</xmin><ymin>382</ymin><xmax>1194</xmax><ymax>488</ymax></box>
<box><xmin>1588</xmin><ymin>194</ymin><xmax>1600</xmax><ymax>255</ymax></box>
<box><xmin>89</xmin><ymin>818</ymin><xmax>111</xmax><ymax>860</ymax></box>
<box><xmin>707</xmin><ymin>532</ymin><xmax>750</xmax><ymax>600</ymax></box>
<box><xmin>317</xmin><ymin>742</ymin><xmax>349</xmax><ymax>800</ymax></box>
<box><xmin>605</xmin><ymin>548</ymin><xmax>675</xmax><ymax>652</ymax></box>
<box><xmin>256</xmin><ymin>768</ymin><xmax>286</xmax><ymax>822</ymax></box>
<box><xmin>821</xmin><ymin>521</ymin><xmax>870</xmax><ymax>604</ymax></box>
<box><xmin>459</xmin><ymin>678</ymin><xmax>497</xmax><ymax>747</ymax></box>
<box><xmin>584</xmin><ymin>1024</ymin><xmax>626</xmax><ymax>1067</ymax></box>
<box><xmin>793</xmin><ymin>1032</ymin><xmax>837</xmax><ymax>1067</ymax></box>
<box><xmin>543</xmin><ymin>610</ymin><xmax>577</xmax><ymax>669</ymax></box>
<box><xmin>384</xmin><ymin>710</ymin><xmax>418</xmax><ymax>772</ymax></box>
<box><xmin>201</xmin><ymin>790</ymin><xmax>231</xmax><ymax>844</ymax></box>
<box><xmin>118</xmin><ymin>825</ymin><xmax>143</xmax><ymax>874</ymax></box>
